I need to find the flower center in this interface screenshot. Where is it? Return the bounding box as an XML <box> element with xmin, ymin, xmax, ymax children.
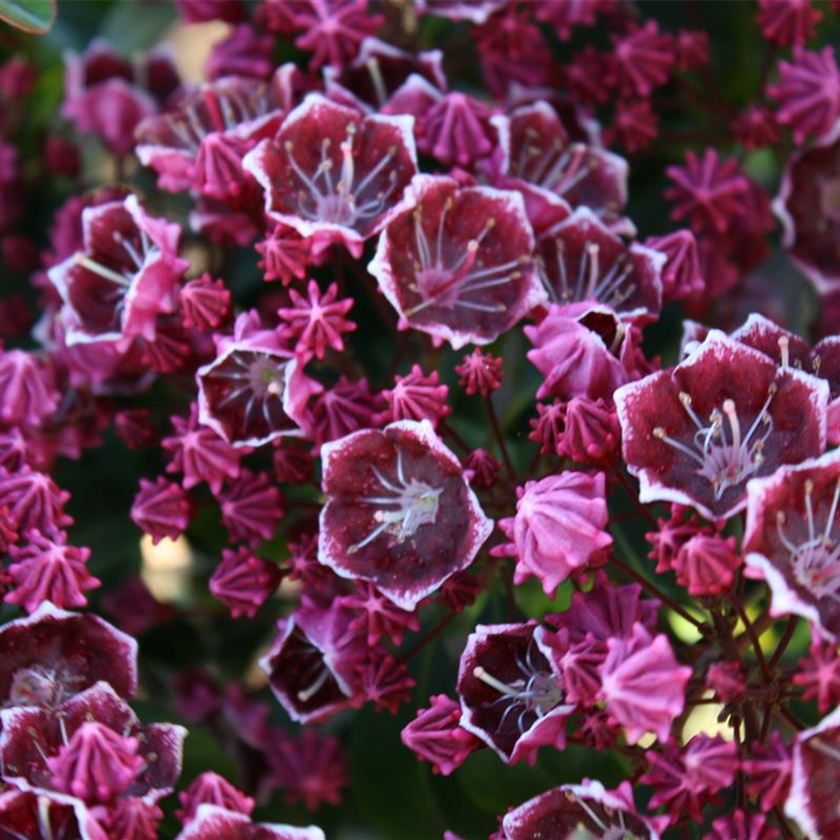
<box><xmin>472</xmin><ymin>639</ymin><xmax>564</xmax><ymax>734</ymax></box>
<box><xmin>540</xmin><ymin>238</ymin><xmax>636</xmax><ymax>310</ymax></box>
<box><xmin>285</xmin><ymin>127</ymin><xmax>399</xmax><ymax>229</ymax></box>
<box><xmin>404</xmin><ymin>201</ymin><xmax>525</xmax><ymax>318</ymax></box>
<box><xmin>513</xmin><ymin>129</ymin><xmax>593</xmax><ymax>197</ymax></box>
<box><xmin>73</xmin><ymin>227</ymin><xmax>157</xmax><ymax>297</ymax></box>
<box><xmin>778</xmin><ymin>478</ymin><xmax>840</xmax><ymax>603</ymax></box>
<box><xmin>349</xmin><ymin>450</ymin><xmax>442</xmax><ymax>553</ymax></box>
<box><xmin>565</xmin><ymin>791</ymin><xmax>643</xmax><ymax>840</ymax></box>
<box><xmin>654</xmin><ymin>389</ymin><xmax>775</xmax><ymax>501</ymax></box>
<box><xmin>8</xmin><ymin>666</ymin><xmax>60</xmax><ymax>707</ymax></box>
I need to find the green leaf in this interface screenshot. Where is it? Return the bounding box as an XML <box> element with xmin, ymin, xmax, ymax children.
<box><xmin>0</xmin><ymin>0</ymin><xmax>56</xmax><ymax>33</ymax></box>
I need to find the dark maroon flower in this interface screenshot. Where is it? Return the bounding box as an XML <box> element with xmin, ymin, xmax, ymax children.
<box><xmin>757</xmin><ymin>0</ymin><xmax>822</xmax><ymax>46</ymax></box>
<box><xmin>356</xmin><ymin>653</ymin><xmax>415</xmax><ymax>713</ymax></box>
<box><xmin>463</xmin><ymin>448</ymin><xmax>501</xmax><ymax>489</ymax></box>
<box><xmin>501</xmin><ymin>780</ymin><xmax>664</xmax><ymax>840</ymax></box>
<box><xmin>534</xmin><ymin>209</ymin><xmax>664</xmax><ymax>320</ymax></box>
<box><xmin>136</xmin><ymin>75</ymin><xmax>285</xmax><ymax>194</ymax></box>
<box><xmin>277</xmin><ymin>280</ymin><xmax>356</xmax><ymax>361</ymax></box>
<box><xmin>318</xmin><ymin>420</ymin><xmax>492</xmax><ymax>610</ymax></box>
<box><xmin>615</xmin><ymin>331</ymin><xmax>828</xmax><ymax>520</ymax></box>
<box><xmin>218</xmin><ymin>469</ymin><xmax>283</xmax><ymax>545</ymax></box>
<box><xmin>706</xmin><ymin>660</ymin><xmax>747</xmax><ymax>703</ymax></box>
<box><xmin>197</xmin><ymin>311</ymin><xmax>321</xmax><ymax>448</ymax></box>
<box><xmin>0</xmin><ymin>789</ymin><xmax>88</xmax><ymax>840</ymax></box>
<box><xmin>371</xmin><ymin>174</ymin><xmax>544</xmax><ymax>349</ymax></box>
<box><xmin>491</xmin><ymin>101</ymin><xmax>630</xmax><ymax>234</ymax></box>
<box><xmin>743</xmin><ymin>449</ymin><xmax>840</xmax><ymax>640</ymax></box>
<box><xmin>702</xmin><ymin>810</ymin><xmax>778</xmax><ymax>840</ymax></box>
<box><xmin>245</xmin><ymin>94</ymin><xmax>417</xmax><ymax>258</ymax></box>
<box><xmin>308</xmin><ymin>376</ymin><xmax>377</xmax><ymax>449</ymax></box>
<box><xmin>675</xmin><ymin>28</ymin><xmax>710</xmax><ymax>69</ymax></box>
<box><xmin>209</xmin><ymin>547</ymin><xmax>282</xmax><ymax>618</ymax></box>
<box><xmin>785</xmin><ymin>705</ymin><xmax>840</xmax><ymax>839</ymax></box>
<box><xmin>175</xmin><ymin>804</ymin><xmax>325</xmax><ymax>840</ymax></box>
<box><xmin>769</xmin><ymin>47</ymin><xmax>840</xmax><ymax>145</ymax></box>
<box><xmin>400</xmin><ymin>693</ymin><xmax>481</xmax><ymax>776</ymax></box>
<box><xmin>268</xmin><ymin>729</ymin><xmax>348</xmax><ymax>811</ymax></box>
<box><xmin>47</xmin><ymin>195</ymin><xmax>188</xmax><ymax>346</ymax></box>
<box><xmin>774</xmin><ymin>124</ymin><xmax>840</xmax><ymax>292</ymax></box>
<box><xmin>6</xmin><ymin>530</ymin><xmax>99</xmax><ymax>614</ymax></box>
<box><xmin>177</xmin><ymin>772</ymin><xmax>255</xmax><ymax>824</ymax></box>
<box><xmin>101</xmin><ymin>576</ymin><xmax>176</xmax><ymax>636</ymax></box>
<box><xmin>0</xmin><ymin>602</ymin><xmax>137</xmax><ymax>707</ymax></box>
<box><xmin>176</xmin><ymin>0</ymin><xmax>244</xmax><ymax>22</ymax></box>
<box><xmin>418</xmin><ymin>92</ymin><xmax>496</xmax><ymax>169</ymax></box>
<box><xmin>644</xmin><ymin>229</ymin><xmax>704</xmax><ymax>302</ymax></box>
<box><xmin>259</xmin><ymin>605</ymin><xmax>363</xmax><ymax>723</ymax></box>
<box><xmin>457</xmin><ymin>622</ymin><xmax>573</xmax><ymax>764</ymax></box>
<box><xmin>734</xmin><ymin>104</ymin><xmax>780</xmax><ymax>150</ymax></box>
<box><xmin>131</xmin><ymin>477</ymin><xmax>191</xmax><ymax>545</ymax></box>
<box><xmin>665</xmin><ymin>149</ymin><xmax>750</xmax><ymax>235</ymax></box>
<box><xmin>606</xmin><ymin>99</ymin><xmax>660</xmax><ymax>153</ymax></box>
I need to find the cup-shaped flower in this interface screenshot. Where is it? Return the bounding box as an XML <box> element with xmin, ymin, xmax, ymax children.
<box><xmin>456</xmin><ymin>622</ymin><xmax>574</xmax><ymax>764</ymax></box>
<box><xmin>244</xmin><ymin>93</ymin><xmax>417</xmax><ymax>257</ymax></box>
<box><xmin>744</xmin><ymin>449</ymin><xmax>840</xmax><ymax>641</ymax></box>
<box><xmin>318</xmin><ymin>419</ymin><xmax>493</xmax><ymax>610</ymax></box>
<box><xmin>175</xmin><ymin>804</ymin><xmax>325</xmax><ymax>840</ymax></box>
<box><xmin>370</xmin><ymin>174</ymin><xmax>545</xmax><ymax>349</ymax></box>
<box><xmin>615</xmin><ymin>331</ymin><xmax>828</xmax><ymax>521</ymax></box>
<box><xmin>493</xmin><ymin>472</ymin><xmax>612</xmax><ymax>598</ymax></box>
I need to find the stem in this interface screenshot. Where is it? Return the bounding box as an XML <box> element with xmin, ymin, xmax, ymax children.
<box><xmin>778</xmin><ymin>707</ymin><xmax>805</xmax><ymax>732</ymax></box>
<box><xmin>485</xmin><ymin>395</ymin><xmax>517</xmax><ymax>489</ymax></box>
<box><xmin>768</xmin><ymin>616</ymin><xmax>798</xmax><ymax>671</ymax></box>
<box><xmin>730</xmin><ymin>595</ymin><xmax>771</xmax><ymax>682</ymax></box>
<box><xmin>610</xmin><ymin>554</ymin><xmax>710</xmax><ymax>634</ymax></box>
<box><xmin>397</xmin><ymin>612</ymin><xmax>457</xmax><ymax>664</ymax></box>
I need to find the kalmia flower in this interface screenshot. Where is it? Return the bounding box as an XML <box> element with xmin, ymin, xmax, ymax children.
<box><xmin>0</xmin><ymin>349</ymin><xmax>59</xmax><ymax>427</ymax></box>
<box><xmin>455</xmin><ymin>348</ymin><xmax>503</xmax><ymax>396</ymax></box>
<box><xmin>92</xmin><ymin>798</ymin><xmax>162</xmax><ymax>840</ymax></box>
<box><xmin>734</xmin><ymin>105</ymin><xmax>780</xmax><ymax>150</ymax></box>
<box><xmin>557</xmin><ymin>397</ymin><xmax>621</xmax><ymax>466</ymax></box>
<box><xmin>179</xmin><ymin>275</ymin><xmax>231</xmax><ymax>331</ymax></box>
<box><xmin>743</xmin><ymin>732</ymin><xmax>793</xmax><ymax>810</ymax></box>
<box><xmin>616</xmin><ymin>331</ymin><xmax>828</xmax><ymax>520</ymax></box>
<box><xmin>339</xmin><ymin>580</ymin><xmax>419</xmax><ymax>647</ymax></box>
<box><xmin>256</xmin><ymin>225</ymin><xmax>312</xmax><ymax>285</ymax></box>
<box><xmin>245</xmin><ymin>94</ymin><xmax>417</xmax><ymax>258</ymax></box>
<box><xmin>672</xmin><ymin>532</ymin><xmax>741</xmax><ymax>596</ymax></box>
<box><xmin>175</xmin><ymin>804</ymin><xmax>325</xmax><ymax>840</ymax></box>
<box><xmin>0</xmin><ymin>466</ymin><xmax>72</xmax><ymax>536</ymax></box>
<box><xmin>177</xmin><ymin>773</ymin><xmax>255</xmax><ymax>824</ymax></box>
<box><xmin>456</xmin><ymin>622</ymin><xmax>573</xmax><ymax>764</ymax></box>
<box><xmin>318</xmin><ymin>420</ymin><xmax>492</xmax><ymax>610</ymax></box>
<box><xmin>114</xmin><ymin>408</ymin><xmax>155</xmax><ymax>450</ymax></box>
<box><xmin>644</xmin><ymin>229</ymin><xmax>704</xmax><ymax>302</ymax></box>
<box><xmin>418</xmin><ymin>92</ymin><xmax>496</xmax><ymax>168</ymax></box>
<box><xmin>401</xmin><ymin>693</ymin><xmax>482</xmax><ymax>775</ymax></box>
<box><xmin>276</xmin><ymin>280</ymin><xmax>356</xmax><ymax>361</ymax></box>
<box><xmin>611</xmin><ymin>21</ymin><xmax>675</xmax><ymax>98</ymax></box>
<box><xmin>675</xmin><ymin>29</ymin><xmax>711</xmax><ymax>69</ymax></box>
<box><xmin>606</xmin><ymin>99</ymin><xmax>660</xmax><ymax>153</ymax></box>
<box><xmin>757</xmin><ymin>0</ymin><xmax>822</xmax><ymax>46</ymax></box>
<box><xmin>209</xmin><ymin>547</ymin><xmax>282</xmax><ymax>618</ymax></box>
<box><xmin>769</xmin><ymin>47</ymin><xmax>840</xmax><ymax>145</ymax></box>
<box><xmin>6</xmin><ymin>530</ymin><xmax>99</xmax><ymax>613</ymax></box>
<box><xmin>665</xmin><ymin>149</ymin><xmax>750</xmax><ymax>234</ymax></box>
<box><xmin>380</xmin><ymin>364</ymin><xmax>451</xmax><ymax>427</ymax></box>
<box><xmin>197</xmin><ymin>311</ymin><xmax>321</xmax><ymax>448</ymax></box>
<box><xmin>218</xmin><ymin>469</ymin><xmax>284</xmax><ymax>545</ymax></box>
<box><xmin>706</xmin><ymin>660</ymin><xmax>747</xmax><ymax>703</ymax></box>
<box><xmin>205</xmin><ymin>24</ymin><xmax>274</xmax><ymax>81</ymax></box>
<box><xmin>308</xmin><ymin>376</ymin><xmax>377</xmax><ymax>448</ymax></box>
<box><xmin>131</xmin><ymin>477</ymin><xmax>191</xmax><ymax>544</ymax></box>
<box><xmin>356</xmin><ymin>653</ymin><xmax>415</xmax><ymax>713</ymax></box>
<box><xmin>371</xmin><ymin>174</ymin><xmax>544</xmax><ymax>349</ymax></box>
<box><xmin>703</xmin><ymin>810</ymin><xmax>778</xmax><ymax>840</ymax></box>
<box><xmin>493</xmin><ymin>471</ymin><xmax>612</xmax><ymax>598</ymax></box>
<box><xmin>793</xmin><ymin>637</ymin><xmax>840</xmax><ymax>713</ymax></box>
<box><xmin>463</xmin><ymin>448</ymin><xmax>500</xmax><ymax>489</ymax></box>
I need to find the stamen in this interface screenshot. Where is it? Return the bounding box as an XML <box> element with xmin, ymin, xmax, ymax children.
<box><xmin>297</xmin><ymin>668</ymin><xmax>330</xmax><ymax>703</ymax></box>
<box><xmin>473</xmin><ymin>666</ymin><xmax>518</xmax><ymax>696</ymax></box>
<box><xmin>73</xmin><ymin>254</ymin><xmax>131</xmax><ymax>287</ymax></box>
<box><xmin>779</xmin><ymin>336</ymin><xmax>790</xmax><ymax>369</ymax></box>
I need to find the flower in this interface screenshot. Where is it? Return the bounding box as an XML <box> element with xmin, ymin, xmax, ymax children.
<box><xmin>370</xmin><ymin>174</ymin><xmax>544</xmax><ymax>349</ymax></box>
<box><xmin>493</xmin><ymin>471</ymin><xmax>612</xmax><ymax>598</ymax></box>
<box><xmin>456</xmin><ymin>622</ymin><xmax>574</xmax><ymax>764</ymax></box>
<box><xmin>217</xmin><ymin>469</ymin><xmax>284</xmax><ymax>545</ymax></box>
<box><xmin>417</xmin><ymin>92</ymin><xmax>496</xmax><ymax>168</ymax></box>
<box><xmin>743</xmin><ymin>449</ymin><xmax>840</xmax><ymax>641</ymax></box>
<box><xmin>379</xmin><ymin>364</ymin><xmax>451</xmax><ymax>427</ymax></box>
<box><xmin>176</xmin><ymin>773</ymin><xmax>255</xmax><ymax>824</ymax></box>
<box><xmin>672</xmin><ymin>533</ymin><xmax>741</xmax><ymax>596</ymax></box>
<box><xmin>643</xmin><ymin>229</ymin><xmax>704</xmax><ymax>302</ymax></box>
<box><xmin>598</xmin><ymin>622</ymin><xmax>690</xmax><ymax>744</ymax></box>
<box><xmin>318</xmin><ymin>419</ymin><xmax>492</xmax><ymax>610</ymax></box>
<box><xmin>179</xmin><ymin>275</ymin><xmax>231</xmax><ymax>331</ymax></box>
<box><xmin>131</xmin><ymin>477</ymin><xmax>191</xmax><ymax>544</ymax></box>
<box><xmin>0</xmin><ymin>349</ymin><xmax>59</xmax><ymax>427</ymax></box>
<box><xmin>209</xmin><ymin>547</ymin><xmax>282</xmax><ymax>618</ymax></box>
<box><xmin>501</xmin><ymin>780</ymin><xmax>664</xmax><ymax>840</ymax></box>
<box><xmin>455</xmin><ymin>349</ymin><xmax>503</xmax><ymax>397</ymax></box>
<box><xmin>175</xmin><ymin>804</ymin><xmax>325</xmax><ymax>840</ymax></box>
<box><xmin>611</xmin><ymin>20</ymin><xmax>675</xmax><ymax>98</ymax></box>
<box><xmin>757</xmin><ymin>0</ymin><xmax>822</xmax><ymax>46</ymax></box>
<box><xmin>276</xmin><ymin>280</ymin><xmax>356</xmax><ymax>361</ymax></box>
<box><xmin>244</xmin><ymin>94</ymin><xmax>417</xmax><ymax>257</ymax></box>
<box><xmin>615</xmin><ymin>330</ymin><xmax>828</xmax><ymax>520</ymax></box>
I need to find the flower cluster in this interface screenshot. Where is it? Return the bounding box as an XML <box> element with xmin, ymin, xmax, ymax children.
<box><xmin>2</xmin><ymin>0</ymin><xmax>840</xmax><ymax>838</ymax></box>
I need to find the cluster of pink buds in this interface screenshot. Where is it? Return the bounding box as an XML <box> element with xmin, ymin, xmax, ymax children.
<box><xmin>3</xmin><ymin>0</ymin><xmax>840</xmax><ymax>837</ymax></box>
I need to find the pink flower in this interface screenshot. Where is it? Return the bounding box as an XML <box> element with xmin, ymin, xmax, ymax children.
<box><xmin>308</xmin><ymin>376</ymin><xmax>378</xmax><ymax>449</ymax></box>
<box><xmin>205</xmin><ymin>24</ymin><xmax>274</xmax><ymax>80</ymax></box>
<box><xmin>743</xmin><ymin>731</ymin><xmax>792</xmax><ymax>810</ymax></box>
<box><xmin>672</xmin><ymin>532</ymin><xmax>741</xmax><ymax>596</ymax></box>
<box><xmin>47</xmin><ymin>195</ymin><xmax>188</xmax><ymax>346</ymax></box>
<box><xmin>91</xmin><ymin>798</ymin><xmax>162</xmax><ymax>840</ymax></box>
<box><xmin>217</xmin><ymin>469</ymin><xmax>284</xmax><ymax>545</ymax></box>
<box><xmin>611</xmin><ymin>21</ymin><xmax>675</xmax><ymax>98</ymax></box>
<box><xmin>174</xmin><ymin>804</ymin><xmax>325</xmax><ymax>840</ymax></box>
<box><xmin>256</xmin><ymin>224</ymin><xmax>312</xmax><ymax>285</ymax></box>
<box><xmin>703</xmin><ymin>810</ymin><xmax>778</xmax><ymax>840</ymax></box>
<box><xmin>455</xmin><ymin>349</ymin><xmax>503</xmax><ymax>397</ymax></box>
<box><xmin>268</xmin><ymin>729</ymin><xmax>349</xmax><ymax>811</ymax></box>
<box><xmin>131</xmin><ymin>477</ymin><xmax>192</xmax><ymax>544</ymax></box>
<box><xmin>598</xmin><ymin>623</ymin><xmax>690</xmax><ymax>744</ymax></box>
<box><xmin>197</xmin><ymin>311</ymin><xmax>321</xmax><ymax>448</ymax></box>
<box><xmin>209</xmin><ymin>547</ymin><xmax>282</xmax><ymax>618</ymax></box>
<box><xmin>734</xmin><ymin>104</ymin><xmax>780</xmax><ymax>149</ymax></box>
<box><xmin>370</xmin><ymin>174</ymin><xmax>544</xmax><ymax>349</ymax></box>
<box><xmin>338</xmin><ymin>580</ymin><xmax>419</xmax><ymax>646</ymax></box>
<box><xmin>757</xmin><ymin>0</ymin><xmax>822</xmax><ymax>46</ymax></box>
<box><xmin>743</xmin><ymin>449</ymin><xmax>840</xmax><ymax>640</ymax></box>
<box><xmin>318</xmin><ymin>420</ymin><xmax>492</xmax><ymax>610</ymax></box>
<box><xmin>401</xmin><ymin>694</ymin><xmax>482</xmax><ymax>776</ymax></box>
<box><xmin>493</xmin><ymin>472</ymin><xmax>612</xmax><ymax>598</ymax></box>
<box><xmin>557</xmin><ymin>397</ymin><xmax>622</xmax><ymax>466</ymax></box>
<box><xmin>47</xmin><ymin>721</ymin><xmax>143</xmax><ymax>803</ymax></box>
<box><xmin>456</xmin><ymin>622</ymin><xmax>574</xmax><ymax>764</ymax></box>
<box><xmin>0</xmin><ymin>466</ymin><xmax>72</xmax><ymax>536</ymax></box>
<box><xmin>534</xmin><ymin>208</ymin><xmax>664</xmax><ymax>320</ymax></box>
<box><xmin>277</xmin><ymin>280</ymin><xmax>356</xmax><ymax>361</ymax></box>
<box><xmin>179</xmin><ymin>275</ymin><xmax>231</xmax><ymax>331</ymax></box>
<box><xmin>6</xmin><ymin>530</ymin><xmax>99</xmax><ymax>613</ymax></box>
<box><xmin>793</xmin><ymin>637</ymin><xmax>840</xmax><ymax>713</ymax></box>
<box><xmin>176</xmin><ymin>772</ymin><xmax>255</xmax><ymax>824</ymax></box>
<box><xmin>644</xmin><ymin>229</ymin><xmax>705</xmax><ymax>301</ymax></box>
<box><xmin>616</xmin><ymin>331</ymin><xmax>828</xmax><ymax>520</ymax></box>
<box><xmin>0</xmin><ymin>349</ymin><xmax>59</xmax><ymax>427</ymax></box>
<box><xmin>244</xmin><ymin>94</ymin><xmax>417</xmax><ymax>258</ymax></box>
<box><xmin>769</xmin><ymin>47</ymin><xmax>840</xmax><ymax>145</ymax></box>
<box><xmin>418</xmin><ymin>92</ymin><xmax>496</xmax><ymax>168</ymax></box>
<box><xmin>606</xmin><ymin>98</ymin><xmax>660</xmax><ymax>153</ymax></box>
<box><xmin>665</xmin><ymin>149</ymin><xmax>750</xmax><ymax>234</ymax></box>
<box><xmin>162</xmin><ymin>404</ymin><xmax>243</xmax><ymax>494</ymax></box>
<box><xmin>706</xmin><ymin>660</ymin><xmax>746</xmax><ymax>703</ymax></box>
<box><xmin>380</xmin><ymin>364</ymin><xmax>451</xmax><ymax>427</ymax></box>
<box><xmin>501</xmin><ymin>780</ymin><xmax>665</xmax><ymax>840</ymax></box>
